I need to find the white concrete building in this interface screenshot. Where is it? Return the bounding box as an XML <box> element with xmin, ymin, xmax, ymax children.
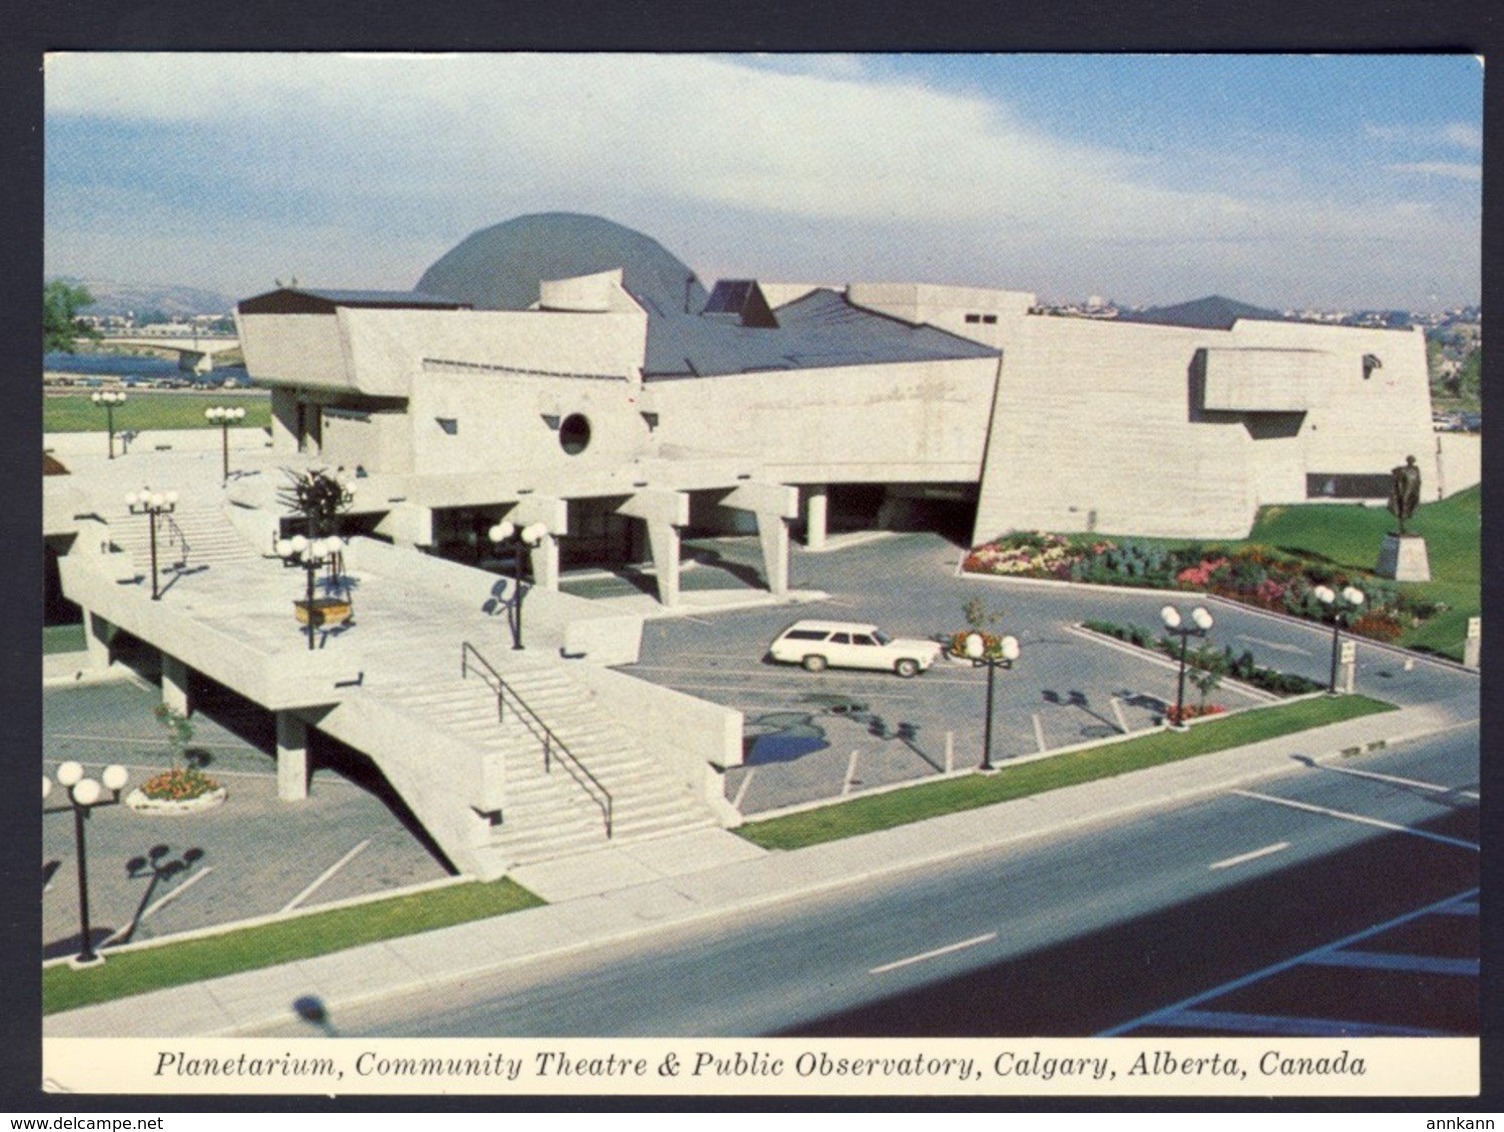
<box><xmin>238</xmin><ymin>212</ymin><xmax>1451</xmax><ymax>574</ymax></box>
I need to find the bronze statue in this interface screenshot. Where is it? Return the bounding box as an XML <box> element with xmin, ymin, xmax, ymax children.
<box><xmin>1387</xmin><ymin>454</ymin><xmax>1421</xmax><ymax>534</ymax></box>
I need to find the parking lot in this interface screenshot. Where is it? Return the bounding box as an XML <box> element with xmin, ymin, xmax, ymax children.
<box><xmin>43</xmin><ymin>678</ymin><xmax>450</xmax><ymax>960</ymax></box>
<box><xmin>617</xmin><ymin>533</ymin><xmax>1272</xmax><ymax>815</ymax></box>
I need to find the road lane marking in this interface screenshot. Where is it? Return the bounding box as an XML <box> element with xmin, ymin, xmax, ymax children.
<box><xmin>1099</xmin><ymin>887</ymin><xmax>1478</xmax><ymax>1037</ymax></box>
<box><xmin>842</xmin><ymin>750</ymin><xmax>861</xmax><ymax>796</ymax></box>
<box><xmin>1152</xmin><ymin>1008</ymin><xmax>1447</xmax><ymax>1038</ymax></box>
<box><xmin>102</xmin><ymin>866</ymin><xmax>216</xmax><ymax>945</ymax></box>
<box><xmin>731</xmin><ymin>769</ymin><xmax>756</xmax><ymax>810</ymax></box>
<box><xmin>1231</xmin><ymin>789</ymin><xmax>1479</xmax><ymax>851</ymax></box>
<box><xmin>282</xmin><ymin>839</ymin><xmax>371</xmax><ymax>913</ymax></box>
<box><xmin>1210</xmin><ymin>841</ymin><xmax>1290</xmax><ymax>870</ymax></box>
<box><xmin>1303</xmin><ymin>950</ymin><xmax>1479</xmax><ymax>977</ymax></box>
<box><xmin>870</xmin><ymin>932</ymin><xmax>998</xmax><ymax>975</ymax></box>
<box><xmin>1233</xmin><ymin>635</ymin><xmax>1312</xmax><ymax>657</ymax></box>
<box><xmin>1309</xmin><ymin>761</ymin><xmax>1479</xmax><ymax>799</ymax></box>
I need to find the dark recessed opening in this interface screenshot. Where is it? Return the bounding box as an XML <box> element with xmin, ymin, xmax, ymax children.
<box><xmin>559</xmin><ymin>413</ymin><xmax>591</xmax><ymax>455</ymax></box>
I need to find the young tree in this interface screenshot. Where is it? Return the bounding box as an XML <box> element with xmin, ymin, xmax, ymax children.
<box><xmin>1188</xmin><ymin>644</ymin><xmax>1228</xmax><ymax>711</ymax></box>
<box><xmin>43</xmin><ymin>281</ymin><xmax>100</xmax><ymax>353</ymax></box>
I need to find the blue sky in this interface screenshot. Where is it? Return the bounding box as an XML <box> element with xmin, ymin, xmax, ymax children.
<box><xmin>45</xmin><ymin>53</ymin><xmax>1482</xmax><ymax>310</ymax></box>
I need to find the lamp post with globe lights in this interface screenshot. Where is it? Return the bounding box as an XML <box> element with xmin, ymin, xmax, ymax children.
<box><xmin>91</xmin><ymin>390</ymin><xmax>126</xmax><ymax>459</ymax></box>
<box><xmin>276</xmin><ymin>534</ymin><xmax>345</xmax><ymax>650</ymax></box>
<box><xmin>125</xmin><ymin>487</ymin><xmax>178</xmax><ymax>600</ymax></box>
<box><xmin>1314</xmin><ymin>584</ymin><xmax>1365</xmax><ymax>694</ymax></box>
<box><xmin>205</xmin><ymin>405</ymin><xmax>246</xmax><ymax>483</ymax></box>
<box><xmin>488</xmin><ymin>520</ymin><xmax>549</xmax><ymax>650</ymax></box>
<box><xmin>964</xmin><ymin>631</ymin><xmax>1020</xmax><ymax>772</ymax></box>
<box><xmin>44</xmin><ymin>761</ymin><xmax>129</xmax><ymax>967</ymax></box>
<box><xmin>1161</xmin><ymin>605</ymin><xmax>1214</xmax><ymax>728</ymax></box>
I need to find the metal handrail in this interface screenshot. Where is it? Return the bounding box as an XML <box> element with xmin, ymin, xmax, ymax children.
<box><xmin>461</xmin><ymin>642</ymin><xmax>613</xmax><ymax>837</ymax></box>
<box><xmin>163</xmin><ymin>513</ymin><xmax>190</xmax><ymax>568</ymax></box>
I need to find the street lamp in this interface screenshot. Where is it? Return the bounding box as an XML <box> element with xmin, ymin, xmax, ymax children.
<box><xmin>487</xmin><ymin>520</ymin><xmax>548</xmax><ymax>649</ymax></box>
<box><xmin>964</xmin><ymin>631</ymin><xmax>1021</xmax><ymax>772</ymax></box>
<box><xmin>1314</xmin><ymin>585</ymin><xmax>1365</xmax><ymax>694</ymax></box>
<box><xmin>205</xmin><ymin>405</ymin><xmax>246</xmax><ymax>483</ymax></box>
<box><xmin>44</xmin><ymin>761</ymin><xmax>129</xmax><ymax>967</ymax></box>
<box><xmin>125</xmin><ymin>487</ymin><xmax>178</xmax><ymax>600</ymax></box>
<box><xmin>91</xmin><ymin>391</ymin><xmax>126</xmax><ymax>459</ymax></box>
<box><xmin>276</xmin><ymin>534</ymin><xmax>345</xmax><ymax>651</ymax></box>
<box><xmin>1161</xmin><ymin>605</ymin><xmax>1214</xmax><ymax>728</ymax></box>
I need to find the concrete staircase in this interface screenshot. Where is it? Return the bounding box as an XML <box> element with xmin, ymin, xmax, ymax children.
<box><xmin>369</xmin><ymin>654</ymin><xmax>718</xmax><ymax>871</ymax></box>
<box><xmin>108</xmin><ymin>501</ymin><xmax>263</xmax><ymax>579</ymax></box>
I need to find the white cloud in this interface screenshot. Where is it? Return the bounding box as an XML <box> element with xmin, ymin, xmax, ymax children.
<box><xmin>1385</xmin><ymin>161</ymin><xmax>1483</xmax><ymax>181</ymax></box>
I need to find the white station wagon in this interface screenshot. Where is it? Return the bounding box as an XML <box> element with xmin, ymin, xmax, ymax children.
<box><xmin>768</xmin><ymin>620</ymin><xmax>942</xmax><ymax>678</ymax></box>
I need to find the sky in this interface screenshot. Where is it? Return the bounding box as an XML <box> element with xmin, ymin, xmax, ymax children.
<box><xmin>44</xmin><ymin>53</ymin><xmax>1483</xmax><ymax>312</ymax></box>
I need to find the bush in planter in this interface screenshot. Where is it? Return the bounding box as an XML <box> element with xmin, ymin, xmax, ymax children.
<box><xmin>140</xmin><ymin>765</ymin><xmax>221</xmax><ymax>803</ymax></box>
<box><xmin>1165</xmin><ymin>703</ymin><xmax>1226</xmax><ymax>725</ymax></box>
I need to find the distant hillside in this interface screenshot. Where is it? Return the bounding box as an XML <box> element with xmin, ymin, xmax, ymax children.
<box><xmin>1118</xmin><ymin>294</ymin><xmax>1287</xmax><ymax>331</ymax></box>
<box><xmin>47</xmin><ymin>276</ymin><xmax>235</xmax><ymax>319</ymax></box>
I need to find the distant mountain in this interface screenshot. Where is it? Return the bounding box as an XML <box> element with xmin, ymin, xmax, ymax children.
<box><xmin>47</xmin><ymin>276</ymin><xmax>235</xmax><ymax>319</ymax></box>
<box><xmin>1118</xmin><ymin>294</ymin><xmax>1287</xmax><ymax>331</ymax></box>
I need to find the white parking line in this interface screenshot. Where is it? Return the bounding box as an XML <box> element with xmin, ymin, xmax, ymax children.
<box><xmin>1311</xmin><ymin>762</ymin><xmax>1479</xmax><ymax>800</ymax></box>
<box><xmin>842</xmin><ymin>750</ymin><xmax>861</xmax><ymax>796</ymax></box>
<box><xmin>1234</xmin><ymin>635</ymin><xmax>1312</xmax><ymax>657</ymax></box>
<box><xmin>1231</xmin><ymin>790</ymin><xmax>1480</xmax><ymax>851</ymax></box>
<box><xmin>870</xmin><ymin>932</ymin><xmax>998</xmax><ymax>975</ymax></box>
<box><xmin>102</xmin><ymin>866</ymin><xmax>215</xmax><ymax>945</ymax></box>
<box><xmin>731</xmin><ymin>769</ymin><xmax>756</xmax><ymax>810</ymax></box>
<box><xmin>281</xmin><ymin>839</ymin><xmax>372</xmax><ymax>913</ymax></box>
<box><xmin>1210</xmin><ymin>841</ymin><xmax>1291</xmax><ymax>870</ymax></box>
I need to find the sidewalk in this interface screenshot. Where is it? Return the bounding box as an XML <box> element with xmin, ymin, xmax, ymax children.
<box><xmin>43</xmin><ymin>691</ymin><xmax>1476</xmax><ymax>1039</ymax></box>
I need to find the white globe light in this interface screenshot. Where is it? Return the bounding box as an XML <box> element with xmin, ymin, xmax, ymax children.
<box><xmin>124</xmin><ymin>491</ymin><xmax>138</xmax><ymax>507</ymax></box>
<box><xmin>1192</xmin><ymin>607</ymin><xmax>1214</xmax><ymax>631</ymax></box>
<box><xmin>290</xmin><ymin>535</ymin><xmax>308</xmax><ymax>554</ymax></box>
<box><xmin>91</xmin><ymin>392</ymin><xmax>102</xmax><ymax>403</ymax></box>
<box><xmin>149</xmin><ymin>493</ymin><xmax>165</xmax><ymax>509</ymax></box>
<box><xmin>205</xmin><ymin>407</ymin><xmax>217</xmax><ymax>420</ymax></box>
<box><xmin>964</xmin><ymin>632</ymin><xmax>984</xmax><ymax>660</ymax></box>
<box><xmin>274</xmin><ymin>538</ymin><xmax>292</xmax><ymax>557</ymax></box>
<box><xmin>1313</xmin><ymin>585</ymin><xmax>1336</xmax><ymax>604</ymax></box>
<box><xmin>1343</xmin><ymin>587</ymin><xmax>1365</xmax><ymax>606</ymax></box>
<box><xmin>43</xmin><ymin>775</ymin><xmax>52</xmax><ymax>799</ymax></box>
<box><xmin>489</xmin><ymin>521</ymin><xmax>514</xmax><ymax>543</ymax></box>
<box><xmin>1161</xmin><ymin>606</ymin><xmax>1182</xmax><ymax>630</ymax></box>
<box><xmin>56</xmin><ymin>761</ymin><xmax>84</xmax><ymax>787</ymax></box>
<box><xmin>71</xmin><ymin>778</ymin><xmax>102</xmax><ymax>806</ymax></box>
<box><xmin>522</xmin><ymin>522</ymin><xmax>549</xmax><ymax>544</ymax></box>
<box><xmin>1001</xmin><ymin>635</ymin><xmax>1021</xmax><ymax>661</ymax></box>
<box><xmin>233</xmin><ymin>407</ymin><xmax>246</xmax><ymax>419</ymax></box>
<box><xmin>325</xmin><ymin>535</ymin><xmax>344</xmax><ymax>552</ymax></box>
<box><xmin>102</xmin><ymin>765</ymin><xmax>129</xmax><ymax>791</ymax></box>
<box><xmin>164</xmin><ymin>491</ymin><xmax>178</xmax><ymax>506</ymax></box>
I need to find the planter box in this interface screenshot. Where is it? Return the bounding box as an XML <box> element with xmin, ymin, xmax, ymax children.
<box><xmin>125</xmin><ymin>785</ymin><xmax>227</xmax><ymax>815</ymax></box>
<box><xmin>294</xmin><ymin>598</ymin><xmax>353</xmax><ymax>629</ymax></box>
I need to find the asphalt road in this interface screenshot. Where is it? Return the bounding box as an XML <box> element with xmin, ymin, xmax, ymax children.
<box><xmin>249</xmin><ymin>725</ymin><xmax>1478</xmax><ymax>1039</ymax></box>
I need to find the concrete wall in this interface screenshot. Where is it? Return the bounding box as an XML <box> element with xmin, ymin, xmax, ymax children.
<box><xmin>408</xmin><ymin>368</ymin><xmax>649</xmax><ymax>479</ymax></box>
<box><xmin>319</xmin><ymin>408</ymin><xmax>413</xmax><ymax>474</ymax></box>
<box><xmin>972</xmin><ymin>315</ymin><xmax>1436</xmax><ymax>542</ymax></box>
<box><xmin>564</xmin><ymin>663</ymin><xmax>744</xmax><ymax>826</ymax></box>
<box><xmin>847</xmin><ymin>282</ymin><xmax>1036</xmax><ymax>351</ymax></box>
<box><xmin>43</xmin><ymin>427</ymin><xmax>271</xmax><ymax>457</ymax></box>
<box><xmin>1436</xmin><ymin>431</ymin><xmax>1482</xmax><ymax>498</ymax></box>
<box><xmin>645</xmin><ymin>355</ymin><xmax>1001</xmax><ymax>484</ymax></box>
<box><xmin>238</xmin><ymin>312</ymin><xmax>351</xmax><ymax>392</ymax></box>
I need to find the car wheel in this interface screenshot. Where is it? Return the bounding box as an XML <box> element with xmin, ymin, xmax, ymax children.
<box><xmin>894</xmin><ymin>658</ymin><xmax>920</xmax><ymax>678</ymax></box>
<box><xmin>802</xmin><ymin>655</ymin><xmax>828</xmax><ymax>673</ymax></box>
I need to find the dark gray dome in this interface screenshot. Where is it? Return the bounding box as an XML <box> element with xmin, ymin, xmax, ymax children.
<box><xmin>416</xmin><ymin>212</ymin><xmax>709</xmax><ymax>316</ymax></box>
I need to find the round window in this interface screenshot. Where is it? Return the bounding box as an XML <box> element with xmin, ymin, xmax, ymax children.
<box><xmin>559</xmin><ymin>413</ymin><xmax>591</xmax><ymax>455</ymax></box>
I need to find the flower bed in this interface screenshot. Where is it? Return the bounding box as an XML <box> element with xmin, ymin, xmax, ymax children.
<box><xmin>126</xmin><ymin>767</ymin><xmax>226</xmax><ymax>814</ymax></box>
<box><xmin>1082</xmin><ymin>619</ymin><xmax>1324</xmax><ymax>696</ymax></box>
<box><xmin>966</xmin><ymin>532</ymin><xmax>1442</xmax><ymax>643</ymax></box>
<box><xmin>1165</xmin><ymin>704</ymin><xmax>1226</xmax><ymax>726</ymax></box>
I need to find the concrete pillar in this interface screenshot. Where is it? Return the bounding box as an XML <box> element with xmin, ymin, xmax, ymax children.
<box><xmin>276</xmin><ymin>712</ymin><xmax>310</xmax><ymax>802</ymax></box>
<box><xmin>1464</xmin><ymin>616</ymin><xmax>1481</xmax><ymax>669</ymax></box>
<box><xmin>645</xmin><ymin>521</ymin><xmax>682</xmax><ymax>607</ymax></box>
<box><xmin>268</xmin><ymin>387</ymin><xmax>301</xmax><ymax>454</ymax></box>
<box><xmin>161</xmin><ymin>653</ymin><xmax>190</xmax><ymax>717</ymax></box>
<box><xmin>805</xmin><ymin>485</ymin><xmax>828</xmax><ymax>551</ymax></box>
<box><xmin>529</xmin><ymin>533</ymin><xmax>561</xmax><ymax>592</ymax></box>
<box><xmin>84</xmin><ymin>612</ymin><xmax>113</xmax><ymax>671</ymax></box>
<box><xmin>758</xmin><ymin>517</ymin><xmax>790</xmax><ymax>596</ymax></box>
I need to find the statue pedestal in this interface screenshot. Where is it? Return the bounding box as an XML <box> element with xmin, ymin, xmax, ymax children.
<box><xmin>1376</xmin><ymin>533</ymin><xmax>1431</xmax><ymax>582</ymax></box>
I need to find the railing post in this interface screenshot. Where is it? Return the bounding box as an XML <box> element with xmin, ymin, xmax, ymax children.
<box><xmin>544</xmin><ymin>733</ymin><xmax>551</xmax><ymax>772</ymax></box>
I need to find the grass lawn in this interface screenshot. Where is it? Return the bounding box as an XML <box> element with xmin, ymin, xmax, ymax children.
<box><xmin>1245</xmin><ymin>487</ymin><xmax>1480</xmax><ymax>659</ymax></box>
<box><xmin>737</xmin><ymin>694</ymin><xmax>1395</xmax><ymax>851</ymax></box>
<box><xmin>43</xmin><ymin>624</ymin><xmax>87</xmax><ymax>655</ymax></box>
<box><xmin>43</xmin><ymin>877</ymin><xmax>543</xmax><ymax>1016</ymax></box>
<box><xmin>44</xmin><ymin>391</ymin><xmax>271</xmax><ymax>434</ymax></box>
